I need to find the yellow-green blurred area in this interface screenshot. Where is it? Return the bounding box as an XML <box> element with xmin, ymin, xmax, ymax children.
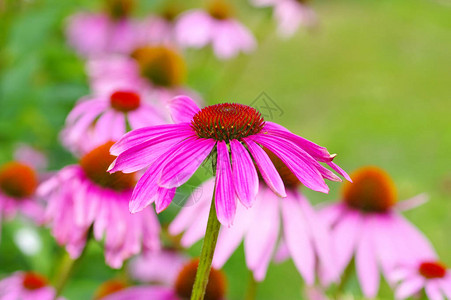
<box><xmin>0</xmin><ymin>0</ymin><xmax>450</xmax><ymax>299</ymax></box>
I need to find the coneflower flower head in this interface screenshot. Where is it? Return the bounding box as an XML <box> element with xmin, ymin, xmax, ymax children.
<box><xmin>109</xmin><ymin>95</ymin><xmax>348</xmax><ymax>225</ymax></box>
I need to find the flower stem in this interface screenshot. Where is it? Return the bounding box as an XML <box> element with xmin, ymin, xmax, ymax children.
<box><xmin>53</xmin><ymin>252</ymin><xmax>77</xmax><ymax>298</ymax></box>
<box><xmin>190</xmin><ymin>187</ymin><xmax>221</xmax><ymax>300</ymax></box>
<box><xmin>245</xmin><ymin>271</ymin><xmax>258</xmax><ymax>300</ymax></box>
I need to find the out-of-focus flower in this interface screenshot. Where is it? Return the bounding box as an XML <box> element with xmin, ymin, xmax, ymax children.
<box><xmin>251</xmin><ymin>0</ymin><xmax>316</xmax><ymax>38</ymax></box>
<box><xmin>170</xmin><ymin>149</ymin><xmax>337</xmax><ymax>284</ymax></box>
<box><xmin>128</xmin><ymin>249</ymin><xmax>188</xmax><ymax>286</ymax></box>
<box><xmin>101</xmin><ymin>259</ymin><xmax>226</xmax><ymax>300</ymax></box>
<box><xmin>38</xmin><ymin>142</ymin><xmax>160</xmax><ymax>268</ymax></box>
<box><xmin>66</xmin><ymin>0</ymin><xmax>138</xmax><ymax>57</ymax></box>
<box><xmin>109</xmin><ymin>95</ymin><xmax>349</xmax><ymax>226</ymax></box>
<box><xmin>320</xmin><ymin>166</ymin><xmax>436</xmax><ymax>298</ymax></box>
<box><xmin>0</xmin><ymin>271</ymin><xmax>64</xmax><ymax>300</ymax></box>
<box><xmin>175</xmin><ymin>0</ymin><xmax>256</xmax><ymax>59</ymax></box>
<box><xmin>94</xmin><ymin>279</ymin><xmax>129</xmax><ymax>299</ymax></box>
<box><xmin>61</xmin><ymin>71</ymin><xmax>167</xmax><ymax>154</ymax></box>
<box><xmin>87</xmin><ymin>50</ymin><xmax>201</xmax><ymax>108</ymax></box>
<box><xmin>392</xmin><ymin>260</ymin><xmax>451</xmax><ymax>300</ymax></box>
<box><xmin>0</xmin><ymin>161</ymin><xmax>44</xmax><ymax>226</ymax></box>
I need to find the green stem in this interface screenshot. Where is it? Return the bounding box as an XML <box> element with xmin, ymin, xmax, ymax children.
<box><xmin>190</xmin><ymin>187</ymin><xmax>221</xmax><ymax>300</ymax></box>
<box><xmin>245</xmin><ymin>271</ymin><xmax>258</xmax><ymax>300</ymax></box>
<box><xmin>53</xmin><ymin>252</ymin><xmax>77</xmax><ymax>298</ymax></box>
<box><xmin>335</xmin><ymin>261</ymin><xmax>354</xmax><ymax>299</ymax></box>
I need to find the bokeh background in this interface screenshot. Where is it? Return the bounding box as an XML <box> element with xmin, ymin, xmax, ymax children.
<box><xmin>0</xmin><ymin>0</ymin><xmax>450</xmax><ymax>299</ymax></box>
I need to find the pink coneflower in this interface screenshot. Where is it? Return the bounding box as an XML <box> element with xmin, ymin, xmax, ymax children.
<box><xmin>0</xmin><ymin>161</ymin><xmax>44</xmax><ymax>226</ymax></box>
<box><xmin>320</xmin><ymin>166</ymin><xmax>436</xmax><ymax>298</ymax></box>
<box><xmin>128</xmin><ymin>249</ymin><xmax>188</xmax><ymax>286</ymax></box>
<box><xmin>38</xmin><ymin>142</ymin><xmax>160</xmax><ymax>268</ymax></box>
<box><xmin>109</xmin><ymin>95</ymin><xmax>348</xmax><ymax>226</ymax></box>
<box><xmin>251</xmin><ymin>0</ymin><xmax>316</xmax><ymax>38</ymax></box>
<box><xmin>392</xmin><ymin>260</ymin><xmax>451</xmax><ymax>300</ymax></box>
<box><xmin>174</xmin><ymin>0</ymin><xmax>256</xmax><ymax>59</ymax></box>
<box><xmin>0</xmin><ymin>271</ymin><xmax>64</xmax><ymax>300</ymax></box>
<box><xmin>66</xmin><ymin>0</ymin><xmax>138</xmax><ymax>57</ymax></box>
<box><xmin>170</xmin><ymin>149</ymin><xmax>337</xmax><ymax>283</ymax></box>
<box><xmin>61</xmin><ymin>75</ymin><xmax>167</xmax><ymax>154</ymax></box>
<box><xmin>101</xmin><ymin>259</ymin><xmax>227</xmax><ymax>300</ymax></box>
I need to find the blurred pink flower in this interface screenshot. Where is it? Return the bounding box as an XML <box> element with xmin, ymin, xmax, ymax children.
<box><xmin>0</xmin><ymin>271</ymin><xmax>64</xmax><ymax>300</ymax></box>
<box><xmin>61</xmin><ymin>69</ymin><xmax>167</xmax><ymax>154</ymax></box>
<box><xmin>321</xmin><ymin>166</ymin><xmax>436</xmax><ymax>298</ymax></box>
<box><xmin>252</xmin><ymin>0</ymin><xmax>316</xmax><ymax>38</ymax></box>
<box><xmin>128</xmin><ymin>250</ymin><xmax>188</xmax><ymax>286</ymax></box>
<box><xmin>102</xmin><ymin>259</ymin><xmax>226</xmax><ymax>300</ymax></box>
<box><xmin>175</xmin><ymin>2</ymin><xmax>256</xmax><ymax>59</ymax></box>
<box><xmin>86</xmin><ymin>54</ymin><xmax>202</xmax><ymax>110</ymax></box>
<box><xmin>0</xmin><ymin>161</ymin><xmax>45</xmax><ymax>227</ymax></box>
<box><xmin>392</xmin><ymin>260</ymin><xmax>451</xmax><ymax>300</ymax></box>
<box><xmin>109</xmin><ymin>95</ymin><xmax>348</xmax><ymax>226</ymax></box>
<box><xmin>170</xmin><ymin>177</ymin><xmax>337</xmax><ymax>283</ymax></box>
<box><xmin>38</xmin><ymin>142</ymin><xmax>160</xmax><ymax>268</ymax></box>
<box><xmin>66</xmin><ymin>12</ymin><xmax>138</xmax><ymax>58</ymax></box>
<box><xmin>14</xmin><ymin>144</ymin><xmax>48</xmax><ymax>171</ymax></box>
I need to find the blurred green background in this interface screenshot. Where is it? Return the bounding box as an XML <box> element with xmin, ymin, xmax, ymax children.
<box><xmin>0</xmin><ymin>0</ymin><xmax>450</xmax><ymax>299</ymax></box>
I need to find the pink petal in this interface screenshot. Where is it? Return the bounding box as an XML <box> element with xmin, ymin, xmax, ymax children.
<box><xmin>243</xmin><ymin>138</ymin><xmax>286</xmax><ymax>197</ymax></box>
<box><xmin>154</xmin><ymin>187</ymin><xmax>177</xmax><ymax>213</ymax></box>
<box><xmin>230</xmin><ymin>139</ymin><xmax>259</xmax><ymax>208</ymax></box>
<box><xmin>215</xmin><ymin>141</ymin><xmax>236</xmax><ymax>226</ymax></box>
<box><xmin>101</xmin><ymin>286</ymin><xmax>177</xmax><ymax>300</ymax></box>
<box><xmin>326</xmin><ymin>161</ymin><xmax>352</xmax><ymax>182</ymax></box>
<box><xmin>332</xmin><ymin>209</ymin><xmax>362</xmax><ymax>273</ymax></box>
<box><xmin>109</xmin><ymin>130</ymin><xmax>194</xmax><ymax>173</ymax></box>
<box><xmin>244</xmin><ymin>188</ymin><xmax>280</xmax><ymax>281</ymax></box>
<box><xmin>167</xmin><ymin>95</ymin><xmax>201</xmax><ymax>124</ymax></box>
<box><xmin>395</xmin><ymin>276</ymin><xmax>425</xmax><ymax>299</ymax></box>
<box><xmin>253</xmin><ymin>134</ymin><xmax>329</xmax><ymax>193</ymax></box>
<box><xmin>175</xmin><ymin>10</ymin><xmax>213</xmax><ymax>48</ymax></box>
<box><xmin>440</xmin><ymin>276</ymin><xmax>451</xmax><ymax>299</ymax></box>
<box><xmin>425</xmin><ymin>281</ymin><xmax>444</xmax><ymax>300</ymax></box>
<box><xmin>158</xmin><ymin>137</ymin><xmax>216</xmax><ymax>188</ymax></box>
<box><xmin>110</xmin><ymin>123</ymin><xmax>193</xmax><ymax>156</ymax></box>
<box><xmin>213</xmin><ymin>203</ymin><xmax>253</xmax><ymax>268</ymax></box>
<box><xmin>263</xmin><ymin>123</ymin><xmax>333</xmax><ymax>162</ymax></box>
<box><xmin>281</xmin><ymin>194</ymin><xmax>315</xmax><ymax>285</ymax></box>
<box><xmin>395</xmin><ymin>193</ymin><xmax>428</xmax><ymax>212</ymax></box>
<box><xmin>355</xmin><ymin>218</ymin><xmax>380</xmax><ymax>298</ymax></box>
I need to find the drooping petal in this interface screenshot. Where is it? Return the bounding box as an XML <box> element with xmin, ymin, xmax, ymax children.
<box><xmin>244</xmin><ymin>188</ymin><xmax>280</xmax><ymax>281</ymax></box>
<box><xmin>332</xmin><ymin>209</ymin><xmax>362</xmax><ymax>273</ymax></box>
<box><xmin>395</xmin><ymin>276</ymin><xmax>425</xmax><ymax>299</ymax></box>
<box><xmin>326</xmin><ymin>161</ymin><xmax>352</xmax><ymax>182</ymax></box>
<box><xmin>395</xmin><ymin>193</ymin><xmax>428</xmax><ymax>212</ymax></box>
<box><xmin>230</xmin><ymin>139</ymin><xmax>259</xmax><ymax>208</ymax></box>
<box><xmin>213</xmin><ymin>203</ymin><xmax>253</xmax><ymax>268</ymax></box>
<box><xmin>243</xmin><ymin>138</ymin><xmax>286</xmax><ymax>197</ymax></box>
<box><xmin>154</xmin><ymin>187</ymin><xmax>177</xmax><ymax>213</ymax></box>
<box><xmin>215</xmin><ymin>141</ymin><xmax>236</xmax><ymax>226</ymax></box>
<box><xmin>253</xmin><ymin>134</ymin><xmax>329</xmax><ymax>193</ymax></box>
<box><xmin>281</xmin><ymin>194</ymin><xmax>315</xmax><ymax>285</ymax></box>
<box><xmin>167</xmin><ymin>95</ymin><xmax>200</xmax><ymax>123</ymax></box>
<box><xmin>109</xmin><ymin>130</ymin><xmax>195</xmax><ymax>173</ymax></box>
<box><xmin>355</xmin><ymin>218</ymin><xmax>380</xmax><ymax>298</ymax></box>
<box><xmin>175</xmin><ymin>10</ymin><xmax>213</xmax><ymax>48</ymax></box>
<box><xmin>158</xmin><ymin>137</ymin><xmax>216</xmax><ymax>188</ymax></box>
<box><xmin>101</xmin><ymin>286</ymin><xmax>177</xmax><ymax>300</ymax></box>
<box><xmin>110</xmin><ymin>123</ymin><xmax>193</xmax><ymax>156</ymax></box>
<box><xmin>425</xmin><ymin>281</ymin><xmax>444</xmax><ymax>300</ymax></box>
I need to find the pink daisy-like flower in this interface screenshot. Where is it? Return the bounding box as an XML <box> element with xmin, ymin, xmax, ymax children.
<box><xmin>170</xmin><ymin>149</ymin><xmax>337</xmax><ymax>283</ymax></box>
<box><xmin>174</xmin><ymin>0</ymin><xmax>256</xmax><ymax>59</ymax></box>
<box><xmin>0</xmin><ymin>271</ymin><xmax>64</xmax><ymax>300</ymax></box>
<box><xmin>252</xmin><ymin>0</ymin><xmax>316</xmax><ymax>38</ymax></box>
<box><xmin>392</xmin><ymin>260</ymin><xmax>451</xmax><ymax>300</ymax></box>
<box><xmin>101</xmin><ymin>259</ymin><xmax>226</xmax><ymax>300</ymax></box>
<box><xmin>320</xmin><ymin>166</ymin><xmax>436</xmax><ymax>298</ymax></box>
<box><xmin>128</xmin><ymin>249</ymin><xmax>188</xmax><ymax>286</ymax></box>
<box><xmin>66</xmin><ymin>0</ymin><xmax>138</xmax><ymax>57</ymax></box>
<box><xmin>61</xmin><ymin>73</ymin><xmax>167</xmax><ymax>154</ymax></box>
<box><xmin>38</xmin><ymin>142</ymin><xmax>160</xmax><ymax>268</ymax></box>
<box><xmin>109</xmin><ymin>95</ymin><xmax>349</xmax><ymax>226</ymax></box>
<box><xmin>0</xmin><ymin>161</ymin><xmax>45</xmax><ymax>228</ymax></box>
